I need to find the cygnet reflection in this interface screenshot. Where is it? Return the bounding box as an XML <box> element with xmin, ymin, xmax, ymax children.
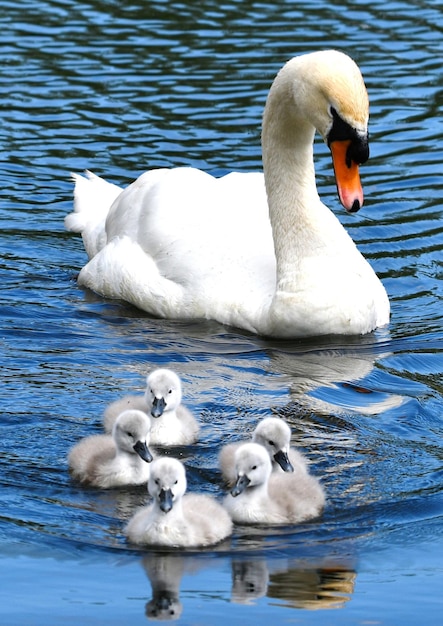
<box><xmin>142</xmin><ymin>554</ymin><xmax>185</xmax><ymax>621</ymax></box>
<box><xmin>267</xmin><ymin>563</ymin><xmax>357</xmax><ymax>609</ymax></box>
<box><xmin>231</xmin><ymin>559</ymin><xmax>269</xmax><ymax>604</ymax></box>
<box><xmin>230</xmin><ymin>557</ymin><xmax>357</xmax><ymax>610</ymax></box>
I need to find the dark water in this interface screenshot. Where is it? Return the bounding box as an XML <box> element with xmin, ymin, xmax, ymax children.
<box><xmin>1</xmin><ymin>0</ymin><xmax>442</xmax><ymax>623</ymax></box>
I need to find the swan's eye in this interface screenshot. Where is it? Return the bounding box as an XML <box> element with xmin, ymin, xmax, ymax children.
<box><xmin>174</xmin><ymin>479</ymin><xmax>178</xmax><ymax>484</ymax></box>
<box><xmin>155</xmin><ymin>478</ymin><xmax>160</xmax><ymax>485</ymax></box>
<box><xmin>126</xmin><ymin>431</ymin><xmax>133</xmax><ymax>438</ymax></box>
<box><xmin>268</xmin><ymin>440</ymin><xmax>275</xmax><ymax>447</ymax></box>
<box><xmin>251</xmin><ymin>465</ymin><xmax>257</xmax><ymax>470</ymax></box>
<box><xmin>168</xmin><ymin>389</ymin><xmax>172</xmax><ymax>394</ymax></box>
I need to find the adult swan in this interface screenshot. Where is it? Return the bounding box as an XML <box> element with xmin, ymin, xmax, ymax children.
<box><xmin>65</xmin><ymin>50</ymin><xmax>390</xmax><ymax>338</ymax></box>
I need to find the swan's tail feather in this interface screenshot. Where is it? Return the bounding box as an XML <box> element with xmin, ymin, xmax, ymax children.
<box><xmin>65</xmin><ymin>170</ymin><xmax>123</xmax><ymax>259</ymax></box>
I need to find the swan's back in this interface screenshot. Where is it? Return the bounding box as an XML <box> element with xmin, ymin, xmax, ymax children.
<box><xmin>106</xmin><ymin>168</ymin><xmax>273</xmax><ymax>288</ymax></box>
<box><xmin>69</xmin><ymin>168</ymin><xmax>276</xmax><ymax>331</ymax></box>
<box><xmin>66</xmin><ymin>51</ymin><xmax>389</xmax><ymax>337</ymax></box>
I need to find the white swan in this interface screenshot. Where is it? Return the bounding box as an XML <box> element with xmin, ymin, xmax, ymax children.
<box><xmin>125</xmin><ymin>457</ymin><xmax>233</xmax><ymax>548</ymax></box>
<box><xmin>219</xmin><ymin>416</ymin><xmax>308</xmax><ymax>486</ymax></box>
<box><xmin>68</xmin><ymin>409</ymin><xmax>153</xmax><ymax>488</ymax></box>
<box><xmin>65</xmin><ymin>50</ymin><xmax>389</xmax><ymax>337</ymax></box>
<box><xmin>103</xmin><ymin>368</ymin><xmax>199</xmax><ymax>446</ymax></box>
<box><xmin>223</xmin><ymin>443</ymin><xmax>325</xmax><ymax>525</ymax></box>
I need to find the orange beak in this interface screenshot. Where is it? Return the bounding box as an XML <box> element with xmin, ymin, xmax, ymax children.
<box><xmin>330</xmin><ymin>139</ymin><xmax>364</xmax><ymax>213</ymax></box>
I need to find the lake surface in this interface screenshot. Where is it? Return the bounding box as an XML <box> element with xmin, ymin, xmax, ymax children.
<box><xmin>1</xmin><ymin>0</ymin><xmax>442</xmax><ymax>623</ymax></box>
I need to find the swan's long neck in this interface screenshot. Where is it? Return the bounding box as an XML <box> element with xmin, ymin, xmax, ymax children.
<box><xmin>262</xmin><ymin>65</ymin><xmax>323</xmax><ymax>292</ymax></box>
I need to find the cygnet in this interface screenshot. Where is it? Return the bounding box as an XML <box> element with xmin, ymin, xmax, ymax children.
<box><xmin>219</xmin><ymin>416</ymin><xmax>308</xmax><ymax>486</ymax></box>
<box><xmin>68</xmin><ymin>409</ymin><xmax>153</xmax><ymax>488</ymax></box>
<box><xmin>223</xmin><ymin>443</ymin><xmax>325</xmax><ymax>525</ymax></box>
<box><xmin>125</xmin><ymin>457</ymin><xmax>233</xmax><ymax>547</ymax></box>
<box><xmin>103</xmin><ymin>368</ymin><xmax>199</xmax><ymax>446</ymax></box>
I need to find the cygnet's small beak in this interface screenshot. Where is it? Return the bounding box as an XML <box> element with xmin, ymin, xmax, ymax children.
<box><xmin>273</xmin><ymin>449</ymin><xmax>294</xmax><ymax>473</ymax></box>
<box><xmin>133</xmin><ymin>440</ymin><xmax>153</xmax><ymax>463</ymax></box>
<box><xmin>151</xmin><ymin>396</ymin><xmax>166</xmax><ymax>418</ymax></box>
<box><xmin>231</xmin><ymin>474</ymin><xmax>251</xmax><ymax>497</ymax></box>
<box><xmin>159</xmin><ymin>488</ymin><xmax>174</xmax><ymax>513</ymax></box>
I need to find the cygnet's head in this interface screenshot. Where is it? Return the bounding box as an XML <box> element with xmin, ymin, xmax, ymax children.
<box><xmin>231</xmin><ymin>559</ymin><xmax>269</xmax><ymax>604</ymax></box>
<box><xmin>231</xmin><ymin>443</ymin><xmax>272</xmax><ymax>496</ymax></box>
<box><xmin>144</xmin><ymin>368</ymin><xmax>182</xmax><ymax>418</ymax></box>
<box><xmin>148</xmin><ymin>457</ymin><xmax>187</xmax><ymax>513</ymax></box>
<box><xmin>145</xmin><ymin>595</ymin><xmax>183</xmax><ymax>621</ymax></box>
<box><xmin>253</xmin><ymin>417</ymin><xmax>294</xmax><ymax>472</ymax></box>
<box><xmin>113</xmin><ymin>409</ymin><xmax>153</xmax><ymax>462</ymax></box>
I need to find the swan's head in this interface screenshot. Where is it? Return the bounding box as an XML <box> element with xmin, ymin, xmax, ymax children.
<box><xmin>231</xmin><ymin>443</ymin><xmax>273</xmax><ymax>496</ymax></box>
<box><xmin>148</xmin><ymin>457</ymin><xmax>187</xmax><ymax>513</ymax></box>
<box><xmin>144</xmin><ymin>368</ymin><xmax>183</xmax><ymax>418</ymax></box>
<box><xmin>264</xmin><ymin>49</ymin><xmax>370</xmax><ymax>213</ymax></box>
<box><xmin>113</xmin><ymin>409</ymin><xmax>153</xmax><ymax>462</ymax></box>
<box><xmin>252</xmin><ymin>417</ymin><xmax>294</xmax><ymax>472</ymax></box>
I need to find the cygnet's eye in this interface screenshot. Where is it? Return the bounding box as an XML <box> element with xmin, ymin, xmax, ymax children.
<box><xmin>155</xmin><ymin>478</ymin><xmax>160</xmax><ymax>485</ymax></box>
<box><xmin>174</xmin><ymin>479</ymin><xmax>178</xmax><ymax>485</ymax></box>
<box><xmin>268</xmin><ymin>440</ymin><xmax>275</xmax><ymax>447</ymax></box>
<box><xmin>168</xmin><ymin>389</ymin><xmax>172</xmax><ymax>394</ymax></box>
<box><xmin>251</xmin><ymin>465</ymin><xmax>257</xmax><ymax>470</ymax></box>
<box><xmin>126</xmin><ymin>431</ymin><xmax>133</xmax><ymax>438</ymax></box>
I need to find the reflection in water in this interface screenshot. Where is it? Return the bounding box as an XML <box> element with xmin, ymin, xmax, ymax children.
<box><xmin>142</xmin><ymin>553</ymin><xmax>185</xmax><ymax>621</ymax></box>
<box><xmin>231</xmin><ymin>557</ymin><xmax>356</xmax><ymax>609</ymax></box>
<box><xmin>231</xmin><ymin>559</ymin><xmax>269</xmax><ymax>604</ymax></box>
<box><xmin>267</xmin><ymin>564</ymin><xmax>356</xmax><ymax>610</ymax></box>
<box><xmin>100</xmin><ymin>327</ymin><xmax>406</xmax><ymax>421</ymax></box>
<box><xmin>230</xmin><ymin>556</ymin><xmax>356</xmax><ymax>609</ymax></box>
<box><xmin>140</xmin><ymin>552</ymin><xmax>356</xmax><ymax>618</ymax></box>
<box><xmin>267</xmin><ymin>337</ymin><xmax>406</xmax><ymax>416</ymax></box>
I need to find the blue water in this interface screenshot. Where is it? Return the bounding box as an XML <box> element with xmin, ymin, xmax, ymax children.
<box><xmin>1</xmin><ymin>0</ymin><xmax>443</xmax><ymax>623</ymax></box>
